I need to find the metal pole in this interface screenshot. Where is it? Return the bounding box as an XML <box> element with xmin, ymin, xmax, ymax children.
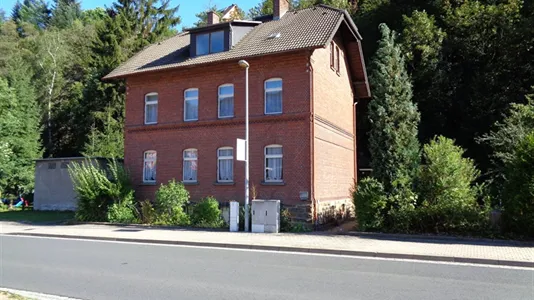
<box><xmin>244</xmin><ymin>65</ymin><xmax>250</xmax><ymax>232</ymax></box>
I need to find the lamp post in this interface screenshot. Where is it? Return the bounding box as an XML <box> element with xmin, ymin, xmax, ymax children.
<box><xmin>238</xmin><ymin>59</ymin><xmax>250</xmax><ymax>232</ymax></box>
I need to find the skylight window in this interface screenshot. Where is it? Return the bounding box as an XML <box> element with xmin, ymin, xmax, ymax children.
<box><xmin>267</xmin><ymin>32</ymin><xmax>281</xmax><ymax>39</ymax></box>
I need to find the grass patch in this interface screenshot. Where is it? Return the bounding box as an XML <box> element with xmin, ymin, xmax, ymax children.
<box><xmin>0</xmin><ymin>207</ymin><xmax>74</xmax><ymax>223</ymax></box>
<box><xmin>0</xmin><ymin>291</ymin><xmax>31</xmax><ymax>300</ymax></box>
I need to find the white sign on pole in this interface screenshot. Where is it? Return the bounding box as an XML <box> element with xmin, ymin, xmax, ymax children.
<box><xmin>236</xmin><ymin>138</ymin><xmax>246</xmax><ymax>161</ymax></box>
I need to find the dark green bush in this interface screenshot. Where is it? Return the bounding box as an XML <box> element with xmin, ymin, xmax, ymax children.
<box><xmin>351</xmin><ymin>177</ymin><xmax>388</xmax><ymax>231</ymax></box>
<box><xmin>107</xmin><ymin>191</ymin><xmax>138</xmax><ymax>224</ymax></box>
<box><xmin>69</xmin><ymin>159</ymin><xmax>132</xmax><ymax>222</ymax></box>
<box><xmin>502</xmin><ymin>132</ymin><xmax>534</xmax><ymax>236</ymax></box>
<box><xmin>154</xmin><ymin>180</ymin><xmax>190</xmax><ymax>226</ymax></box>
<box><xmin>280</xmin><ymin>208</ymin><xmax>293</xmax><ymax>232</ymax></box>
<box><xmin>414</xmin><ymin>136</ymin><xmax>489</xmax><ymax>233</ymax></box>
<box><xmin>191</xmin><ymin>196</ymin><xmax>224</xmax><ymax>228</ymax></box>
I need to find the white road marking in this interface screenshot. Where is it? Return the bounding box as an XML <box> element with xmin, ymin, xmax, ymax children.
<box><xmin>1</xmin><ymin>234</ymin><xmax>532</xmax><ymax>271</ymax></box>
<box><xmin>0</xmin><ymin>287</ymin><xmax>83</xmax><ymax>300</ymax></box>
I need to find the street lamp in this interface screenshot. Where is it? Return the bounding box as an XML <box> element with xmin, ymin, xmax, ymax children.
<box><xmin>238</xmin><ymin>59</ymin><xmax>250</xmax><ymax>232</ymax></box>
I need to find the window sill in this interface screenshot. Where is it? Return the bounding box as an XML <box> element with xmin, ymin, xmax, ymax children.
<box><xmin>261</xmin><ymin>181</ymin><xmax>285</xmax><ymax>186</ymax></box>
<box><xmin>141</xmin><ymin>182</ymin><xmax>157</xmax><ymax>186</ymax></box>
<box><xmin>213</xmin><ymin>181</ymin><xmax>235</xmax><ymax>186</ymax></box>
<box><xmin>144</xmin><ymin>122</ymin><xmax>158</xmax><ymax>125</ymax></box>
<box><xmin>183</xmin><ymin>181</ymin><xmax>199</xmax><ymax>186</ymax></box>
<box><xmin>184</xmin><ymin>119</ymin><xmax>198</xmax><ymax>122</ymax></box>
<box><xmin>218</xmin><ymin>116</ymin><xmax>234</xmax><ymax>120</ymax></box>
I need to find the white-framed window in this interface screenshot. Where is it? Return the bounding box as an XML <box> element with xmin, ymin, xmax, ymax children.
<box><xmin>143</xmin><ymin>150</ymin><xmax>157</xmax><ymax>183</ymax></box>
<box><xmin>183</xmin><ymin>148</ymin><xmax>198</xmax><ymax>182</ymax></box>
<box><xmin>218</xmin><ymin>84</ymin><xmax>234</xmax><ymax>118</ymax></box>
<box><xmin>184</xmin><ymin>88</ymin><xmax>199</xmax><ymax>121</ymax></box>
<box><xmin>217</xmin><ymin>147</ymin><xmax>233</xmax><ymax>182</ymax></box>
<box><xmin>264</xmin><ymin>145</ymin><xmax>283</xmax><ymax>182</ymax></box>
<box><xmin>265</xmin><ymin>78</ymin><xmax>282</xmax><ymax>114</ymax></box>
<box><xmin>145</xmin><ymin>93</ymin><xmax>158</xmax><ymax>124</ymax></box>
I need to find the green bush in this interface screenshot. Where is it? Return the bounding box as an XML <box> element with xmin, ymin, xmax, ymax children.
<box><xmin>139</xmin><ymin>200</ymin><xmax>155</xmax><ymax>224</ymax></box>
<box><xmin>190</xmin><ymin>196</ymin><xmax>224</xmax><ymax>228</ymax></box>
<box><xmin>107</xmin><ymin>191</ymin><xmax>138</xmax><ymax>223</ymax></box>
<box><xmin>415</xmin><ymin>136</ymin><xmax>488</xmax><ymax>233</ymax></box>
<box><xmin>154</xmin><ymin>180</ymin><xmax>190</xmax><ymax>226</ymax></box>
<box><xmin>352</xmin><ymin>177</ymin><xmax>388</xmax><ymax>231</ymax></box>
<box><xmin>280</xmin><ymin>208</ymin><xmax>293</xmax><ymax>232</ymax></box>
<box><xmin>69</xmin><ymin>159</ymin><xmax>132</xmax><ymax>222</ymax></box>
<box><xmin>502</xmin><ymin>132</ymin><xmax>534</xmax><ymax>236</ymax></box>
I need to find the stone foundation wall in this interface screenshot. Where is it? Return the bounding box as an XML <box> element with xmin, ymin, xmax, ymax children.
<box><xmin>316</xmin><ymin>198</ymin><xmax>354</xmax><ymax>225</ymax></box>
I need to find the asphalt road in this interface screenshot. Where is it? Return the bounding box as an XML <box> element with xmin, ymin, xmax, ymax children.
<box><xmin>0</xmin><ymin>236</ymin><xmax>532</xmax><ymax>300</ymax></box>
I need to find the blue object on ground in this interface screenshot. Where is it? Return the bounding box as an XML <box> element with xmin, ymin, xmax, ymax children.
<box><xmin>14</xmin><ymin>200</ymin><xmax>23</xmax><ymax>207</ymax></box>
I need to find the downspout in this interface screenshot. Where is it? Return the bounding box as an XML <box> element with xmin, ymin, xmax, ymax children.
<box><xmin>353</xmin><ymin>100</ymin><xmax>358</xmax><ymax>183</ymax></box>
<box><xmin>308</xmin><ymin>52</ymin><xmax>317</xmax><ymax>228</ymax></box>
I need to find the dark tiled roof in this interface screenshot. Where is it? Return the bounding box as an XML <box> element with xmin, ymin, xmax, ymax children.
<box><xmin>104</xmin><ymin>5</ymin><xmax>356</xmax><ymax>79</ymax></box>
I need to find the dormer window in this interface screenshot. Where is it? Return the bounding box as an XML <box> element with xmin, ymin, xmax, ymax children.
<box><xmin>196</xmin><ymin>31</ymin><xmax>224</xmax><ymax>56</ymax></box>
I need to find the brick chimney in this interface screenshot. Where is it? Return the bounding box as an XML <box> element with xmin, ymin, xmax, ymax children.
<box><xmin>274</xmin><ymin>0</ymin><xmax>289</xmax><ymax>20</ymax></box>
<box><xmin>207</xmin><ymin>11</ymin><xmax>219</xmax><ymax>25</ymax></box>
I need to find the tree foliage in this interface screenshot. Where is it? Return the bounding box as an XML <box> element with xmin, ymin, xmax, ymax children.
<box><xmin>418</xmin><ymin>136</ymin><xmax>480</xmax><ymax>209</ymax></box>
<box><xmin>501</xmin><ymin>131</ymin><xmax>534</xmax><ymax>236</ymax></box>
<box><xmin>368</xmin><ymin>24</ymin><xmax>420</xmax><ymax>193</ymax></box>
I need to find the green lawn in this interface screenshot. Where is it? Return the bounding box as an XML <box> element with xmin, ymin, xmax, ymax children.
<box><xmin>0</xmin><ymin>207</ymin><xmax>74</xmax><ymax>223</ymax></box>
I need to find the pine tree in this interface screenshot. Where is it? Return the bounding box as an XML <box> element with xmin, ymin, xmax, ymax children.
<box><xmin>50</xmin><ymin>0</ymin><xmax>82</xmax><ymax>29</ymax></box>
<box><xmin>368</xmin><ymin>23</ymin><xmax>420</xmax><ymax>194</ymax></box>
<box><xmin>12</xmin><ymin>0</ymin><xmax>51</xmax><ymax>35</ymax></box>
<box><xmin>0</xmin><ymin>78</ymin><xmax>18</xmax><ymax>195</ymax></box>
<box><xmin>5</xmin><ymin>58</ymin><xmax>43</xmax><ymax>193</ymax></box>
<box><xmin>0</xmin><ymin>58</ymin><xmax>42</xmax><ymax>195</ymax></box>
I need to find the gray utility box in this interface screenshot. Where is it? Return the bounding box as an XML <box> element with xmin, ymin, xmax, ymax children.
<box><xmin>251</xmin><ymin>199</ymin><xmax>280</xmax><ymax>233</ymax></box>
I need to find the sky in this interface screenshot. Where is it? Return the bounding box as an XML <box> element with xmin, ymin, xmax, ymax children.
<box><xmin>0</xmin><ymin>0</ymin><xmax>258</xmax><ymax>28</ymax></box>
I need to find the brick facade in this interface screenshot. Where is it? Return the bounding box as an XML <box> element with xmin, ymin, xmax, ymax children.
<box><xmin>310</xmin><ymin>35</ymin><xmax>356</xmax><ymax>222</ymax></box>
<box><xmin>125</xmin><ymin>52</ymin><xmax>313</xmax><ymax>208</ymax></box>
<box><xmin>124</xmin><ymin>40</ymin><xmax>359</xmax><ymax>223</ymax></box>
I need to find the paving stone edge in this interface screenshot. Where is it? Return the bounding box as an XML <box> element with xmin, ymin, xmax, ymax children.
<box><xmin>7</xmin><ymin>232</ymin><xmax>533</xmax><ymax>268</ymax></box>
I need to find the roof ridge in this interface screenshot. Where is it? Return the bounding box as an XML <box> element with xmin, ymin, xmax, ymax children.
<box><xmin>316</xmin><ymin>4</ymin><xmax>346</xmax><ymax>13</ymax></box>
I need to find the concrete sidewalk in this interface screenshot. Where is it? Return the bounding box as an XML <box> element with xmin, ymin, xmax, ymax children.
<box><xmin>1</xmin><ymin>222</ymin><xmax>532</xmax><ymax>268</ymax></box>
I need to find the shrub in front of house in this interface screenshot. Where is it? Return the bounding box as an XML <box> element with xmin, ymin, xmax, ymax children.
<box><xmin>502</xmin><ymin>132</ymin><xmax>534</xmax><ymax>237</ymax></box>
<box><xmin>154</xmin><ymin>179</ymin><xmax>190</xmax><ymax>226</ymax></box>
<box><xmin>69</xmin><ymin>159</ymin><xmax>133</xmax><ymax>222</ymax></box>
<box><xmin>107</xmin><ymin>191</ymin><xmax>139</xmax><ymax>224</ymax></box>
<box><xmin>190</xmin><ymin>196</ymin><xmax>224</xmax><ymax>228</ymax></box>
<box><xmin>415</xmin><ymin>136</ymin><xmax>489</xmax><ymax>234</ymax></box>
<box><xmin>139</xmin><ymin>199</ymin><xmax>155</xmax><ymax>224</ymax></box>
<box><xmin>352</xmin><ymin>177</ymin><xmax>389</xmax><ymax>231</ymax></box>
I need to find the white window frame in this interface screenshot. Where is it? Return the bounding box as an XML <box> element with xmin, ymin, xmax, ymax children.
<box><xmin>218</xmin><ymin>84</ymin><xmax>234</xmax><ymax>119</ymax></box>
<box><xmin>264</xmin><ymin>78</ymin><xmax>283</xmax><ymax>115</ymax></box>
<box><xmin>264</xmin><ymin>145</ymin><xmax>283</xmax><ymax>182</ymax></box>
<box><xmin>143</xmin><ymin>150</ymin><xmax>157</xmax><ymax>183</ymax></box>
<box><xmin>184</xmin><ymin>88</ymin><xmax>199</xmax><ymax>121</ymax></box>
<box><xmin>217</xmin><ymin>147</ymin><xmax>234</xmax><ymax>183</ymax></box>
<box><xmin>183</xmin><ymin>148</ymin><xmax>198</xmax><ymax>183</ymax></box>
<box><xmin>144</xmin><ymin>93</ymin><xmax>158</xmax><ymax>125</ymax></box>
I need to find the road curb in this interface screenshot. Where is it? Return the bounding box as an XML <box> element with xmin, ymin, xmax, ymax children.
<box><xmin>338</xmin><ymin>231</ymin><xmax>534</xmax><ymax>246</ymax></box>
<box><xmin>7</xmin><ymin>232</ymin><xmax>533</xmax><ymax>268</ymax></box>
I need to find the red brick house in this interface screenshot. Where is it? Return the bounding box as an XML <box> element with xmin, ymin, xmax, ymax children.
<box><xmin>104</xmin><ymin>1</ymin><xmax>370</xmax><ymax>223</ymax></box>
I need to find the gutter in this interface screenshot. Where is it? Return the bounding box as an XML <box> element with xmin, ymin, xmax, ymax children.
<box><xmin>308</xmin><ymin>52</ymin><xmax>317</xmax><ymax>227</ymax></box>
